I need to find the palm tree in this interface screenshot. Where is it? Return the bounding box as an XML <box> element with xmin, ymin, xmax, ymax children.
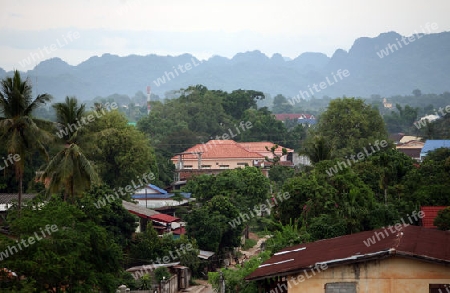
<box><xmin>39</xmin><ymin>143</ymin><xmax>99</xmax><ymax>202</ymax></box>
<box><xmin>301</xmin><ymin>135</ymin><xmax>334</xmax><ymax>164</ymax></box>
<box><xmin>0</xmin><ymin>70</ymin><xmax>53</xmax><ymax>213</ymax></box>
<box><xmin>39</xmin><ymin>97</ymin><xmax>99</xmax><ymax>200</ymax></box>
<box><xmin>39</xmin><ymin>96</ymin><xmax>99</xmax><ymax>201</ymax></box>
<box><xmin>53</xmin><ymin>96</ymin><xmax>85</xmax><ymax>142</ymax></box>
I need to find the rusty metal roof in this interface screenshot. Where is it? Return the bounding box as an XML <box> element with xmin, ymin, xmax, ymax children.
<box><xmin>246</xmin><ymin>225</ymin><xmax>450</xmax><ymax>281</ymax></box>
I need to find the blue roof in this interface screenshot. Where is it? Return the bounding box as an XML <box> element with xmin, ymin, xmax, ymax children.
<box><xmin>132</xmin><ymin>192</ymin><xmax>191</xmax><ymax>200</ymax></box>
<box><xmin>148</xmin><ymin>184</ymin><xmax>168</xmax><ymax>194</ymax></box>
<box><xmin>420</xmin><ymin>140</ymin><xmax>450</xmax><ymax>159</ymax></box>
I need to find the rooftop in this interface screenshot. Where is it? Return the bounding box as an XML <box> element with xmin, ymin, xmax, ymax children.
<box><xmin>239</xmin><ymin>142</ymin><xmax>294</xmax><ymax>155</ymax></box>
<box><xmin>420</xmin><ymin>140</ymin><xmax>450</xmax><ymax>159</ymax></box>
<box><xmin>246</xmin><ymin>225</ymin><xmax>450</xmax><ymax>281</ymax></box>
<box><xmin>122</xmin><ymin>200</ymin><xmax>159</xmax><ymax>219</ymax></box>
<box><xmin>172</xmin><ymin>140</ymin><xmax>265</xmax><ymax>160</ymax></box>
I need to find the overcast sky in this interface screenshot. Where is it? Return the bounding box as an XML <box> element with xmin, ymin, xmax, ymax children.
<box><xmin>1</xmin><ymin>0</ymin><xmax>449</xmax><ymax>71</ymax></box>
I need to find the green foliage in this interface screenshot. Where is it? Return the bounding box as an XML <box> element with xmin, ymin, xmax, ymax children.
<box><xmin>242</xmin><ymin>238</ymin><xmax>257</xmax><ymax>250</ymax></box>
<box><xmin>308</xmin><ymin>214</ymin><xmax>348</xmax><ymax>240</ymax></box>
<box><xmin>307</xmin><ymin>97</ymin><xmax>388</xmax><ymax>158</ymax></box>
<box><xmin>0</xmin><ymin>70</ymin><xmax>53</xmax><ymax>210</ymax></box>
<box><xmin>77</xmin><ymin>185</ymin><xmax>138</xmax><ymax>248</ymax></box>
<box><xmin>128</xmin><ymin>223</ymin><xmax>200</xmax><ymax>274</ymax></box>
<box><xmin>185</xmin><ymin>195</ymin><xmax>242</xmax><ymax>253</ymax></box>
<box><xmin>2</xmin><ymin>198</ymin><xmax>125</xmax><ymax>292</ymax></box>
<box><xmin>434</xmin><ymin>207</ymin><xmax>450</xmax><ymax>231</ymax></box>
<box><xmin>184</xmin><ymin>166</ymin><xmax>270</xmax><ymax>211</ymax></box>
<box><xmin>209</xmin><ymin>250</ymin><xmax>272</xmax><ymax>293</ymax></box>
<box><xmin>86</xmin><ymin>110</ymin><xmax>160</xmax><ymax>188</ymax></box>
<box><xmin>154</xmin><ymin>267</ymin><xmax>171</xmax><ymax>282</ymax></box>
<box><xmin>383</xmin><ymin>104</ymin><xmax>419</xmax><ymax>133</ymax></box>
<box><xmin>402</xmin><ymin>148</ymin><xmax>450</xmax><ymax>208</ymax></box>
<box><xmin>265</xmin><ymin>221</ymin><xmax>310</xmax><ymax>253</ymax></box>
<box><xmin>137</xmin><ymin>273</ymin><xmax>153</xmax><ymax>290</ymax></box>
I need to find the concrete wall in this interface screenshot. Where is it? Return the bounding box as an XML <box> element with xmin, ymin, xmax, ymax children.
<box><xmin>276</xmin><ymin>257</ymin><xmax>450</xmax><ymax>293</ymax></box>
<box><xmin>174</xmin><ymin>157</ymin><xmax>260</xmax><ymax>170</ymax></box>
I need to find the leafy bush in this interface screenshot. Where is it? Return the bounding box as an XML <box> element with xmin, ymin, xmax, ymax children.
<box><xmin>434</xmin><ymin>207</ymin><xmax>450</xmax><ymax>231</ymax></box>
<box><xmin>154</xmin><ymin>267</ymin><xmax>171</xmax><ymax>282</ymax></box>
<box><xmin>242</xmin><ymin>238</ymin><xmax>257</xmax><ymax>250</ymax></box>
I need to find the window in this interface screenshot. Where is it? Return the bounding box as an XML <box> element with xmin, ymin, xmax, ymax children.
<box><xmin>429</xmin><ymin>284</ymin><xmax>450</xmax><ymax>293</ymax></box>
<box><xmin>219</xmin><ymin>165</ymin><xmax>229</xmax><ymax>169</ymax></box>
<box><xmin>184</xmin><ymin>165</ymin><xmax>193</xmax><ymax>169</ymax></box>
<box><xmin>237</xmin><ymin>162</ymin><xmax>248</xmax><ymax>167</ymax></box>
<box><xmin>201</xmin><ymin>165</ymin><xmax>211</xmax><ymax>169</ymax></box>
<box><xmin>325</xmin><ymin>282</ymin><xmax>356</xmax><ymax>293</ymax></box>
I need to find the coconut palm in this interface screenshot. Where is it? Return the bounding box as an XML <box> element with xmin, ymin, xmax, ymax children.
<box><xmin>39</xmin><ymin>96</ymin><xmax>99</xmax><ymax>202</ymax></box>
<box><xmin>53</xmin><ymin>96</ymin><xmax>86</xmax><ymax>142</ymax></box>
<box><xmin>39</xmin><ymin>143</ymin><xmax>99</xmax><ymax>202</ymax></box>
<box><xmin>0</xmin><ymin>70</ymin><xmax>53</xmax><ymax>213</ymax></box>
<box><xmin>301</xmin><ymin>135</ymin><xmax>334</xmax><ymax>164</ymax></box>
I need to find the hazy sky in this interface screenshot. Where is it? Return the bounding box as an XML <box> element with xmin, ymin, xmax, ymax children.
<box><xmin>1</xmin><ymin>0</ymin><xmax>449</xmax><ymax>71</ymax></box>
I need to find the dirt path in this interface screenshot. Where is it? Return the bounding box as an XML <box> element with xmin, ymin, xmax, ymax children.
<box><xmin>240</xmin><ymin>234</ymin><xmax>271</xmax><ymax>259</ymax></box>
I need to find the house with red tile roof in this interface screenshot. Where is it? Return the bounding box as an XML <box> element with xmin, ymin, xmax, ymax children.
<box><xmin>246</xmin><ymin>225</ymin><xmax>450</xmax><ymax>293</ymax></box>
<box><xmin>171</xmin><ymin>140</ymin><xmax>294</xmax><ymax>182</ymax></box>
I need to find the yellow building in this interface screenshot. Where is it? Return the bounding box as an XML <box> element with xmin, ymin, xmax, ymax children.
<box><xmin>246</xmin><ymin>225</ymin><xmax>450</xmax><ymax>293</ymax></box>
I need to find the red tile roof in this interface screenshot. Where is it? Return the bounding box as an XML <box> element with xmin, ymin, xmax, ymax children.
<box><xmin>246</xmin><ymin>225</ymin><xmax>450</xmax><ymax>281</ymax></box>
<box><xmin>421</xmin><ymin>206</ymin><xmax>447</xmax><ymax>228</ymax></box>
<box><xmin>239</xmin><ymin>142</ymin><xmax>294</xmax><ymax>155</ymax></box>
<box><xmin>149</xmin><ymin>213</ymin><xmax>180</xmax><ymax>223</ymax></box>
<box><xmin>172</xmin><ymin>140</ymin><xmax>265</xmax><ymax>160</ymax></box>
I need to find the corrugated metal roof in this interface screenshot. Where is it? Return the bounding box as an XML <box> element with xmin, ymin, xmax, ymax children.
<box><xmin>122</xmin><ymin>200</ymin><xmax>159</xmax><ymax>219</ymax></box>
<box><xmin>0</xmin><ymin>193</ymin><xmax>37</xmax><ymax>205</ymax></box>
<box><xmin>421</xmin><ymin>206</ymin><xmax>448</xmax><ymax>228</ymax></box>
<box><xmin>246</xmin><ymin>225</ymin><xmax>450</xmax><ymax>281</ymax></box>
<box><xmin>198</xmin><ymin>250</ymin><xmax>215</xmax><ymax>259</ymax></box>
<box><xmin>132</xmin><ymin>192</ymin><xmax>191</xmax><ymax>200</ymax></box>
<box><xmin>420</xmin><ymin>140</ymin><xmax>450</xmax><ymax>159</ymax></box>
<box><xmin>150</xmin><ymin>213</ymin><xmax>180</xmax><ymax>223</ymax></box>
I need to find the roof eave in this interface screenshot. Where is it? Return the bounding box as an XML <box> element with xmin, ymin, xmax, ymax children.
<box><xmin>245</xmin><ymin>250</ymin><xmax>393</xmax><ymax>281</ymax></box>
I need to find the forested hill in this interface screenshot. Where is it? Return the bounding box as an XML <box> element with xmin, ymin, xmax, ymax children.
<box><xmin>1</xmin><ymin>31</ymin><xmax>450</xmax><ymax>101</ymax></box>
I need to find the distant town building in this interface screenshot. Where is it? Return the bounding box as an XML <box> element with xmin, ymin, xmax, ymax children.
<box><xmin>171</xmin><ymin>140</ymin><xmax>294</xmax><ymax>184</ymax></box>
<box><xmin>274</xmin><ymin>113</ymin><xmax>316</xmax><ymax>126</ymax></box>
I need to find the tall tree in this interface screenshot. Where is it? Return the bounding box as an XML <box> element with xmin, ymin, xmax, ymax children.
<box><xmin>39</xmin><ymin>97</ymin><xmax>99</xmax><ymax>201</ymax></box>
<box><xmin>0</xmin><ymin>70</ymin><xmax>52</xmax><ymax>212</ymax></box>
<box><xmin>308</xmin><ymin>97</ymin><xmax>388</xmax><ymax>158</ymax></box>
